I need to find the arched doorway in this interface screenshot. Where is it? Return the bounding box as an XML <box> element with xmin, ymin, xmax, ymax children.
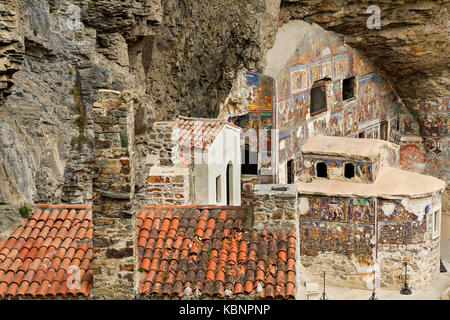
<box><xmin>316</xmin><ymin>162</ymin><xmax>328</xmax><ymax>178</ymax></box>
<box><xmin>226</xmin><ymin>162</ymin><xmax>233</xmax><ymax>205</ymax></box>
<box><xmin>344</xmin><ymin>163</ymin><xmax>355</xmax><ymax>179</ymax></box>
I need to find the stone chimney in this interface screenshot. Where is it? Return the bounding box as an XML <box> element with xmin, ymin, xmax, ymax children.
<box><xmin>92</xmin><ymin>89</ymin><xmax>136</xmax><ymax>299</ymax></box>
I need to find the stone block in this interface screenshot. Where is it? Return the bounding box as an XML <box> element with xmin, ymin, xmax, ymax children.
<box><xmin>272</xmin><ymin>209</ymin><xmax>284</xmax><ymax>220</ymax></box>
<box><xmin>148</xmin><ymin>176</ymin><xmax>164</xmax><ymax>183</ymax></box>
<box><xmin>254</xmin><ymin>213</ymin><xmax>267</xmax><ymax>221</ymax></box>
<box><xmin>106</xmin><ymin>247</ymin><xmax>133</xmax><ymax>259</ymax></box>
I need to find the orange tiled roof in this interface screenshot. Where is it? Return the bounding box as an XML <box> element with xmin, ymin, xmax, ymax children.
<box><xmin>176</xmin><ymin>116</ymin><xmax>241</xmax><ymax>151</ymax></box>
<box><xmin>0</xmin><ymin>204</ymin><xmax>93</xmax><ymax>299</ymax></box>
<box><xmin>136</xmin><ymin>206</ymin><xmax>296</xmax><ymax>299</ymax></box>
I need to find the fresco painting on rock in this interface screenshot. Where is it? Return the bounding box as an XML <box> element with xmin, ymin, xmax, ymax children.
<box><xmin>357</xmin><ymin>73</ymin><xmax>380</xmax><ymax>125</ymax></box>
<box><xmin>239</xmin><ymin>23</ymin><xmax>400</xmax><ymax>182</ymax></box>
<box><xmin>277</xmin><ymin>69</ymin><xmax>291</xmax><ymax>102</ymax></box>
<box><xmin>248</xmin><ymin>72</ymin><xmax>273</xmax><ymax>111</ymax></box>
<box><xmin>331</xmin><ymin>80</ymin><xmax>342</xmax><ymax>113</ymax></box>
<box><xmin>291</xmin><ymin>65</ymin><xmax>308</xmax><ymax>94</ymax></box>
<box><xmin>344</xmin><ymin>101</ymin><xmax>358</xmax><ymax>136</ymax></box>
<box><xmin>299</xmin><ymin>195</ymin><xmax>375</xmax><ymax>259</ymax></box>
<box><xmin>329</xmin><ymin>111</ymin><xmax>344</xmax><ymax>136</ymax></box>
<box><xmin>332</xmin><ymin>54</ymin><xmax>348</xmax><ymax>80</ymax></box>
<box><xmin>294</xmin><ymin>92</ymin><xmax>309</xmax><ymax>123</ymax></box>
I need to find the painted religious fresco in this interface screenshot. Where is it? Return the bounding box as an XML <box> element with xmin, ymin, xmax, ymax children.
<box><xmin>347</xmin><ymin>198</ymin><xmax>374</xmax><ymax>224</ymax></box>
<box><xmin>294</xmin><ymin>92</ymin><xmax>309</xmax><ymax>123</ymax></box>
<box><xmin>400</xmin><ymin>96</ymin><xmax>449</xmax><ymax>156</ymax></box>
<box><xmin>332</xmin><ymin>54</ymin><xmax>348</xmax><ymax>80</ymax></box>
<box><xmin>331</xmin><ymin>81</ymin><xmax>342</xmax><ymax>113</ymax></box>
<box><xmin>279</xmin><ymin>130</ymin><xmax>294</xmax><ymax>164</ymax></box>
<box><xmin>239</xmin><ymin>22</ymin><xmax>400</xmax><ymax>183</ymax></box>
<box><xmin>389</xmin><ymin>118</ymin><xmax>400</xmax><ymax>144</ymax></box>
<box><xmin>350</xmin><ymin>49</ymin><xmax>376</xmax><ymax>76</ymax></box>
<box><xmin>328</xmin><ymin>112</ymin><xmax>344</xmax><ymax>136</ymax></box>
<box><xmin>300</xmin><ymin>195</ymin><xmax>374</xmax><ymax>224</ymax></box>
<box><xmin>378</xmin><ymin>199</ymin><xmax>420</xmax><ymax>222</ymax></box>
<box><xmin>299</xmin><ymin>220</ymin><xmax>374</xmax><ymax>258</ymax></box>
<box><xmin>344</xmin><ymin>101</ymin><xmax>358</xmax><ymax>135</ymax></box>
<box><xmin>357</xmin><ymin>73</ymin><xmax>380</xmax><ymax>127</ymax></box>
<box><xmin>278</xmin><ymin>98</ymin><xmax>295</xmax><ymax>130</ymax></box>
<box><xmin>399</xmin><ymin>106</ymin><xmax>421</xmax><ymax>136</ymax></box>
<box><xmin>291</xmin><ymin>65</ymin><xmax>308</xmax><ymax>93</ymax></box>
<box><xmin>247</xmin><ymin>72</ymin><xmax>273</xmax><ymax>110</ymax></box>
<box><xmin>364</xmin><ymin>126</ymin><xmax>378</xmax><ymax>139</ymax></box>
<box><xmin>418</xmin><ymin>114</ymin><xmax>447</xmax><ymax>137</ymax></box>
<box><xmin>355</xmin><ymin>162</ymin><xmax>373</xmax><ymax>182</ymax></box>
<box><xmin>276</xmin><ymin>69</ymin><xmax>291</xmax><ymax>102</ymax></box>
<box><xmin>377</xmin><ymin>200</ymin><xmax>429</xmax><ymax>244</ymax></box>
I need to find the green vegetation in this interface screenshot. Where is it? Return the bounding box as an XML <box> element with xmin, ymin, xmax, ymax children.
<box><xmin>71</xmin><ymin>132</ymin><xmax>85</xmax><ymax>149</ymax></box>
<box><xmin>89</xmin><ymin>1</ymin><xmax>97</xmax><ymax>7</ymax></box>
<box><xmin>19</xmin><ymin>204</ymin><xmax>32</xmax><ymax>219</ymax></box>
<box><xmin>71</xmin><ymin>86</ymin><xmax>81</xmax><ymax>96</ymax></box>
<box><xmin>75</xmin><ymin>115</ymin><xmax>86</xmax><ymax>128</ymax></box>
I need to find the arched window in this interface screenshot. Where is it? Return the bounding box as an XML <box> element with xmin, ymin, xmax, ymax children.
<box><xmin>226</xmin><ymin>162</ymin><xmax>233</xmax><ymax>205</ymax></box>
<box><xmin>344</xmin><ymin>163</ymin><xmax>355</xmax><ymax>179</ymax></box>
<box><xmin>215</xmin><ymin>175</ymin><xmax>222</xmax><ymax>203</ymax></box>
<box><xmin>316</xmin><ymin>162</ymin><xmax>327</xmax><ymax>178</ymax></box>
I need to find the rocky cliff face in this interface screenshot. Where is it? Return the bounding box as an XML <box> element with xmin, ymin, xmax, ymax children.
<box><xmin>0</xmin><ymin>0</ymin><xmax>448</xmax><ymax>232</ymax></box>
<box><xmin>279</xmin><ymin>0</ymin><xmax>449</xmax><ymax>100</ymax></box>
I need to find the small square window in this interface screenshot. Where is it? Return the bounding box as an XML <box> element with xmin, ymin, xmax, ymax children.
<box><xmin>310</xmin><ymin>82</ymin><xmax>327</xmax><ymax>116</ymax></box>
<box><xmin>343</xmin><ymin>77</ymin><xmax>355</xmax><ymax>101</ymax></box>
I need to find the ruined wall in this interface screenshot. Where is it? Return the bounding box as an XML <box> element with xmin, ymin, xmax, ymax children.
<box><xmin>253</xmin><ymin>184</ymin><xmax>297</xmax><ymax>232</ymax></box>
<box><xmin>298</xmin><ymin>193</ymin><xmax>442</xmax><ymax>290</ymax></box>
<box><xmin>144</xmin><ymin>167</ymin><xmax>191</xmax><ymax>206</ymax></box>
<box><xmin>398</xmin><ymin>97</ymin><xmax>449</xmax><ymax>222</ymax></box>
<box><xmin>92</xmin><ymin>90</ymin><xmax>135</xmax><ymax>299</ymax></box>
<box><xmin>399</xmin><ymin>98</ymin><xmax>448</xmax><ymax>179</ymax></box>
<box><xmin>241</xmin><ymin>175</ymin><xmax>259</xmax><ymax>207</ymax></box>
<box><xmin>298</xmin><ymin>194</ymin><xmax>376</xmax><ymax>289</ymax></box>
<box><xmin>377</xmin><ymin>196</ymin><xmax>441</xmax><ymax>290</ymax></box>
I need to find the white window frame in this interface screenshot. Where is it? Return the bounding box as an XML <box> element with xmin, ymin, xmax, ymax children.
<box><xmin>215</xmin><ymin>175</ymin><xmax>222</xmax><ymax>204</ymax></box>
<box><xmin>432</xmin><ymin>208</ymin><xmax>441</xmax><ymax>239</ymax></box>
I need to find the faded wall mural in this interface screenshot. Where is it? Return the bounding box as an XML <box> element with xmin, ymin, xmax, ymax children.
<box><xmin>238</xmin><ymin>23</ymin><xmax>400</xmax><ymax>183</ymax></box>
<box><xmin>299</xmin><ymin>194</ymin><xmax>440</xmax><ymax>290</ymax></box>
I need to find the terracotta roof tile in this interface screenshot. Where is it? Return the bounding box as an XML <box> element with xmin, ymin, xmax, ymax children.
<box><xmin>137</xmin><ymin>206</ymin><xmax>295</xmax><ymax>299</ymax></box>
<box><xmin>174</xmin><ymin>116</ymin><xmax>242</xmax><ymax>153</ymax></box>
<box><xmin>0</xmin><ymin>204</ymin><xmax>93</xmax><ymax>299</ymax></box>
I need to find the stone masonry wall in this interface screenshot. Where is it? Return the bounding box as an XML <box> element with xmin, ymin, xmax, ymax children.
<box><xmin>147</xmin><ymin>121</ymin><xmax>177</xmax><ymax>166</ymax></box>
<box><xmin>253</xmin><ymin>184</ymin><xmax>297</xmax><ymax>232</ymax></box>
<box><xmin>144</xmin><ymin>167</ymin><xmax>191</xmax><ymax>206</ymax></box>
<box><xmin>92</xmin><ymin>89</ymin><xmax>136</xmax><ymax>299</ymax></box>
<box><xmin>298</xmin><ymin>194</ymin><xmax>376</xmax><ymax>290</ymax></box>
<box><xmin>377</xmin><ymin>196</ymin><xmax>441</xmax><ymax>290</ymax></box>
<box><xmin>241</xmin><ymin>175</ymin><xmax>258</xmax><ymax>207</ymax></box>
<box><xmin>298</xmin><ymin>193</ymin><xmax>441</xmax><ymax>290</ymax></box>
